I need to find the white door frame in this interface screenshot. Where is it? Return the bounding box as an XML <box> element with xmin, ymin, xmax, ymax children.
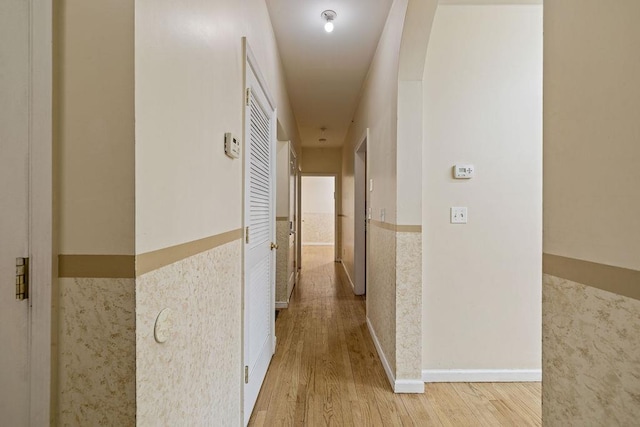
<box><xmin>242</xmin><ymin>38</ymin><xmax>277</xmax><ymax>425</ymax></box>
<box><xmin>29</xmin><ymin>0</ymin><xmax>53</xmax><ymax>423</ymax></box>
<box><xmin>353</xmin><ymin>129</ymin><xmax>369</xmax><ymax>295</ymax></box>
<box><xmin>288</xmin><ymin>144</ymin><xmax>298</xmax><ymax>286</ymax></box>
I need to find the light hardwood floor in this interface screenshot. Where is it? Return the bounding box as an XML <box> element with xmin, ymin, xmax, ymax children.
<box><xmin>249</xmin><ymin>246</ymin><xmax>541</xmax><ymax>426</ymax></box>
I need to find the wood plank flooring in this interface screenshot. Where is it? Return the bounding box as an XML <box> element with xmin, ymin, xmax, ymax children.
<box><xmin>249</xmin><ymin>246</ymin><xmax>541</xmax><ymax>426</ymax></box>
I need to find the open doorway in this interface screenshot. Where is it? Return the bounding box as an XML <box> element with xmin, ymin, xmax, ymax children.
<box><xmin>301</xmin><ymin>176</ymin><xmax>336</xmax><ymax>266</ymax></box>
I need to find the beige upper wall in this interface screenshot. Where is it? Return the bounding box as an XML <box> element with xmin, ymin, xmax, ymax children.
<box><xmin>301</xmin><ymin>147</ymin><xmax>342</xmax><ymax>175</ymax></box>
<box><xmin>341</xmin><ymin>0</ymin><xmax>406</xmax><ymax>224</ymax></box>
<box><xmin>544</xmin><ymin>0</ymin><xmax>640</xmax><ymax>271</ymax></box>
<box><xmin>135</xmin><ymin>0</ymin><xmax>301</xmax><ymax>254</ymax></box>
<box><xmin>302</xmin><ymin>177</ymin><xmax>335</xmax><ymax>214</ymax></box>
<box><xmin>56</xmin><ymin>0</ymin><xmax>135</xmax><ymax>255</ymax></box>
<box><xmin>338</xmin><ymin>0</ymin><xmax>409</xmax><ymax>378</ymax></box>
<box><xmin>341</xmin><ymin>0</ymin><xmax>407</xmax><ymax>280</ymax></box>
<box><xmin>422</xmin><ymin>4</ymin><xmax>542</xmax><ymax>369</ymax></box>
<box><xmin>244</xmin><ymin>0</ymin><xmax>301</xmax><ymax>157</ymax></box>
<box><xmin>276</xmin><ymin>141</ymin><xmax>290</xmax><ymax>217</ymax></box>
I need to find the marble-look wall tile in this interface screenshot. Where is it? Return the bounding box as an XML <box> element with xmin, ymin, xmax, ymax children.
<box><xmin>276</xmin><ymin>220</ymin><xmax>291</xmax><ymax>303</ymax></box>
<box><xmin>58</xmin><ymin>278</ymin><xmax>136</xmax><ymax>426</ymax></box>
<box><xmin>136</xmin><ymin>240</ymin><xmax>242</xmax><ymax>426</ymax></box>
<box><xmin>302</xmin><ymin>212</ymin><xmax>334</xmax><ymax>244</ymax></box>
<box><xmin>341</xmin><ymin>216</ymin><xmax>355</xmax><ymax>280</ymax></box>
<box><xmin>543</xmin><ymin>274</ymin><xmax>640</xmax><ymax>426</ymax></box>
<box><xmin>369</xmin><ymin>224</ymin><xmax>397</xmax><ymax>372</ymax></box>
<box><xmin>396</xmin><ymin>232</ymin><xmax>422</xmax><ymax>380</ymax></box>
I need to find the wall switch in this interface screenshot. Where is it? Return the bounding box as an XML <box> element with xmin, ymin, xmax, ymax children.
<box><xmin>369</xmin><ymin>179</ymin><xmax>374</xmax><ymax>192</ymax></box>
<box><xmin>451</xmin><ymin>207</ymin><xmax>468</xmax><ymax>224</ymax></box>
<box><xmin>453</xmin><ymin>164</ymin><xmax>474</xmax><ymax>179</ymax></box>
<box><xmin>380</xmin><ymin>208</ymin><xmax>386</xmax><ymax>222</ymax></box>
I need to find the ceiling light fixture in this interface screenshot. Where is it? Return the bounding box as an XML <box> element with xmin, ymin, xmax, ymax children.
<box><xmin>319</xmin><ymin>126</ymin><xmax>328</xmax><ymax>144</ymax></box>
<box><xmin>321</xmin><ymin>10</ymin><xmax>337</xmax><ymax>33</ymax></box>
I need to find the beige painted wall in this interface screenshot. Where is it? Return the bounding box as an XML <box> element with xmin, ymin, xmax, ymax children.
<box><xmin>135</xmin><ymin>0</ymin><xmax>300</xmax><ymax>255</ymax></box>
<box><xmin>340</xmin><ymin>0</ymin><xmax>409</xmax><ymax>381</ymax></box>
<box><xmin>134</xmin><ymin>0</ymin><xmax>299</xmax><ymax>423</ymax></box>
<box><xmin>56</xmin><ymin>0</ymin><xmax>134</xmax><ymax>256</ymax></box>
<box><xmin>55</xmin><ymin>0</ymin><xmax>300</xmax><ymax>423</ymax></box>
<box><xmin>54</xmin><ymin>1</ymin><xmax>135</xmax><ymax>423</ymax></box>
<box><xmin>340</xmin><ymin>0</ymin><xmax>406</xmax><ymax>279</ymax></box>
<box><xmin>302</xmin><ymin>147</ymin><xmax>341</xmax><ymax>174</ymax></box>
<box><xmin>544</xmin><ymin>1</ymin><xmax>640</xmax><ymax>271</ymax></box>
<box><xmin>543</xmin><ymin>1</ymin><xmax>640</xmax><ymax>424</ymax></box>
<box><xmin>422</xmin><ymin>4</ymin><xmax>542</xmax><ymax>371</ymax></box>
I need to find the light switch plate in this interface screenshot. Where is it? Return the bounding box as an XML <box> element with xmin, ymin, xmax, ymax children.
<box><xmin>451</xmin><ymin>207</ymin><xmax>468</xmax><ymax>224</ymax></box>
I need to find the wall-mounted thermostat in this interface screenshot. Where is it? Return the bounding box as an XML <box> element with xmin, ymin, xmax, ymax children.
<box><xmin>453</xmin><ymin>164</ymin><xmax>474</xmax><ymax>179</ymax></box>
<box><xmin>224</xmin><ymin>133</ymin><xmax>240</xmax><ymax>159</ymax></box>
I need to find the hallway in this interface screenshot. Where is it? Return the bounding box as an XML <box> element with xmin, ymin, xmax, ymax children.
<box><xmin>249</xmin><ymin>246</ymin><xmax>541</xmax><ymax>426</ymax></box>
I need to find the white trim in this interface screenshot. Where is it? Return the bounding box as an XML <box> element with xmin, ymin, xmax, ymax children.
<box><xmin>275</xmin><ymin>302</ymin><xmax>289</xmax><ymax>309</ymax></box>
<box><xmin>340</xmin><ymin>260</ymin><xmax>355</xmax><ymax>292</ymax></box>
<box><xmin>245</xmin><ymin>41</ymin><xmax>275</xmax><ymax>111</ymax></box>
<box><xmin>301</xmin><ymin>242</ymin><xmax>334</xmax><ymax>246</ymax></box>
<box><xmin>395</xmin><ymin>379</ymin><xmax>425</xmax><ymax>393</ymax></box>
<box><xmin>422</xmin><ymin>369</ymin><xmax>542</xmax><ymax>383</ymax></box>
<box><xmin>29</xmin><ymin>0</ymin><xmax>53</xmax><ymax>424</ymax></box>
<box><xmin>242</xmin><ymin>38</ymin><xmax>277</xmax><ymax>427</ymax></box>
<box><xmin>353</xmin><ymin>129</ymin><xmax>369</xmax><ymax>296</ymax></box>
<box><xmin>367</xmin><ymin>317</ymin><xmax>395</xmax><ymax>390</ymax></box>
<box><xmin>366</xmin><ymin>318</ymin><xmax>424</xmax><ymax>393</ymax></box>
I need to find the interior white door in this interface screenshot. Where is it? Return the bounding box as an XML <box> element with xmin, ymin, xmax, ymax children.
<box><xmin>243</xmin><ymin>56</ymin><xmax>276</xmax><ymax>424</ymax></box>
<box><xmin>0</xmin><ymin>0</ymin><xmax>32</xmax><ymax>423</ymax></box>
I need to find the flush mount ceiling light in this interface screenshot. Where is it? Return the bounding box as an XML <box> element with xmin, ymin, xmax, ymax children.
<box><xmin>318</xmin><ymin>126</ymin><xmax>328</xmax><ymax>143</ymax></box>
<box><xmin>321</xmin><ymin>10</ymin><xmax>337</xmax><ymax>33</ymax></box>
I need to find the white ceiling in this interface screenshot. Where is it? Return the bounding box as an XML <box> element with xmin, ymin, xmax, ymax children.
<box><xmin>266</xmin><ymin>0</ymin><xmax>394</xmax><ymax>147</ymax></box>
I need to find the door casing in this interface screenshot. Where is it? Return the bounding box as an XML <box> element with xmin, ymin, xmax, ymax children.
<box><xmin>354</xmin><ymin>129</ymin><xmax>369</xmax><ymax>296</ymax></box>
<box><xmin>0</xmin><ymin>0</ymin><xmax>53</xmax><ymax>423</ymax></box>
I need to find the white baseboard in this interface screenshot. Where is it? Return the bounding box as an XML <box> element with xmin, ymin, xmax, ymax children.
<box><xmin>275</xmin><ymin>302</ymin><xmax>288</xmax><ymax>309</ymax></box>
<box><xmin>367</xmin><ymin>318</ymin><xmax>395</xmax><ymax>389</ymax></box>
<box><xmin>395</xmin><ymin>379</ymin><xmax>425</xmax><ymax>393</ymax></box>
<box><xmin>366</xmin><ymin>318</ymin><xmax>424</xmax><ymax>394</ymax></box>
<box><xmin>340</xmin><ymin>260</ymin><xmax>355</xmax><ymax>292</ymax></box>
<box><xmin>302</xmin><ymin>242</ymin><xmax>334</xmax><ymax>246</ymax></box>
<box><xmin>422</xmin><ymin>369</ymin><xmax>541</xmax><ymax>383</ymax></box>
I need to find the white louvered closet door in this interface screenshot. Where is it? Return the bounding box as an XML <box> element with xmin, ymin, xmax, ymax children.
<box><xmin>243</xmin><ymin>53</ymin><xmax>276</xmax><ymax>425</ymax></box>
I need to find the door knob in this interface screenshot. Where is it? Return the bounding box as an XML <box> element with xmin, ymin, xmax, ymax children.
<box><xmin>270</xmin><ymin>242</ymin><xmax>279</xmax><ymax>250</ymax></box>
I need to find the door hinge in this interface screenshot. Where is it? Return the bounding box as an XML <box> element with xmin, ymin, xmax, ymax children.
<box><xmin>244</xmin><ymin>365</ymin><xmax>249</xmax><ymax>384</ymax></box>
<box><xmin>245</xmin><ymin>226</ymin><xmax>250</xmax><ymax>244</ymax></box>
<box><xmin>246</xmin><ymin>88</ymin><xmax>251</xmax><ymax>106</ymax></box>
<box><xmin>16</xmin><ymin>257</ymin><xmax>28</xmax><ymax>301</ymax></box>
